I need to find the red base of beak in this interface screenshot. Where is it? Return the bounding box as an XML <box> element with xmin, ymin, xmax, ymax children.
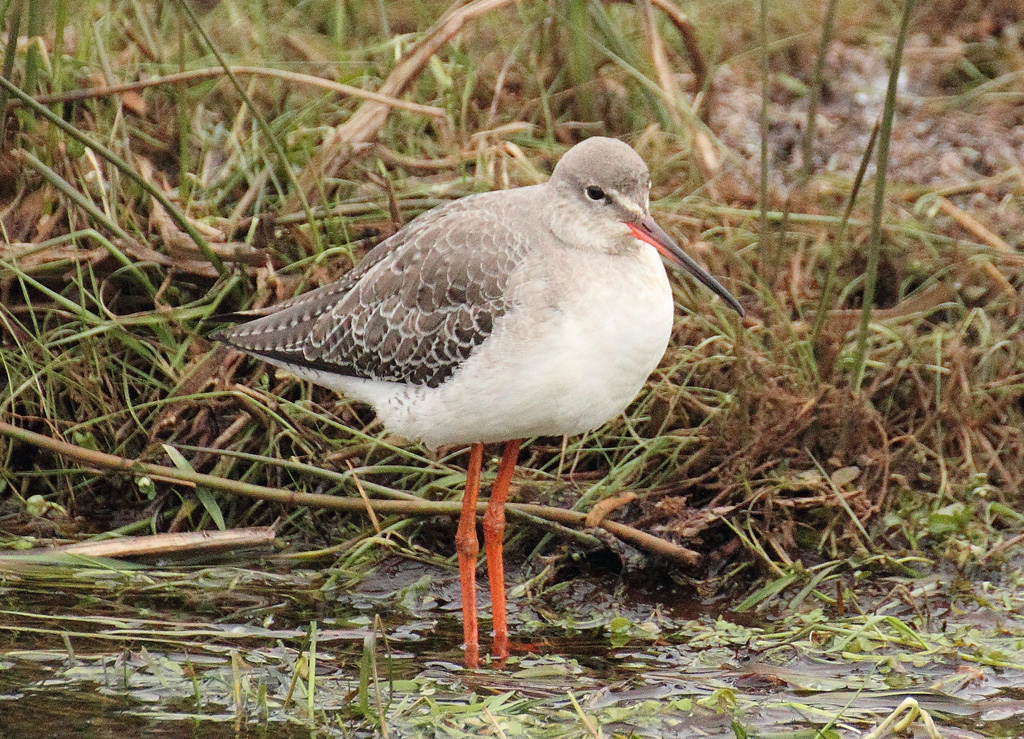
<box><xmin>627</xmin><ymin>222</ymin><xmax>669</xmax><ymax>258</ymax></box>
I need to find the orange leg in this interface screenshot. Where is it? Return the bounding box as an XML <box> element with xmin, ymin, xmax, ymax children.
<box><xmin>455</xmin><ymin>442</ymin><xmax>484</xmax><ymax>668</ymax></box>
<box><xmin>483</xmin><ymin>438</ymin><xmax>521</xmax><ymax>662</ymax></box>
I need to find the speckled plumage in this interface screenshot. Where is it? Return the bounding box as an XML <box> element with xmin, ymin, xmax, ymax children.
<box><xmin>213</xmin><ymin>191</ymin><xmax>532</xmax><ymax>389</ymax></box>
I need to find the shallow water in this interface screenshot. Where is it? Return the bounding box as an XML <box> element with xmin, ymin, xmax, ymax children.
<box><xmin>2</xmin><ymin>552</ymin><xmax>1023</xmax><ymax>738</ymax></box>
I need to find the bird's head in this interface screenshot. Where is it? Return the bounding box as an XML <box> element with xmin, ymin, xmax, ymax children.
<box><xmin>547</xmin><ymin>137</ymin><xmax>744</xmax><ymax>316</ymax></box>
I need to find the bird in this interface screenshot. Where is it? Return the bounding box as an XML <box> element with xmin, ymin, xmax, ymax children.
<box><xmin>211</xmin><ymin>136</ymin><xmax>744</xmax><ymax>668</ymax></box>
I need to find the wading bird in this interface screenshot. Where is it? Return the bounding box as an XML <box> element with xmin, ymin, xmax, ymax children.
<box><xmin>213</xmin><ymin>137</ymin><xmax>744</xmax><ymax>668</ymax></box>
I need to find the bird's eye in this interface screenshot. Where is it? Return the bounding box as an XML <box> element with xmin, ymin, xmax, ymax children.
<box><xmin>585</xmin><ymin>186</ymin><xmax>606</xmax><ymax>201</ymax></box>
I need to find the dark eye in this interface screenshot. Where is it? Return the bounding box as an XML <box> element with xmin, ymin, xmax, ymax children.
<box><xmin>585</xmin><ymin>185</ymin><xmax>606</xmax><ymax>201</ymax></box>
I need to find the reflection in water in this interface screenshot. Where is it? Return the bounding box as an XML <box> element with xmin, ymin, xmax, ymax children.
<box><xmin>1</xmin><ymin>554</ymin><xmax>1023</xmax><ymax>738</ymax></box>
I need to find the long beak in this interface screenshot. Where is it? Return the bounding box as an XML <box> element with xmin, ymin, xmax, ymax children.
<box><xmin>628</xmin><ymin>215</ymin><xmax>744</xmax><ymax>316</ymax></box>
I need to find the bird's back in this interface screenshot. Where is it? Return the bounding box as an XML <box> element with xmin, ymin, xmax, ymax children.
<box><xmin>212</xmin><ymin>186</ymin><xmax>545</xmax><ymax>390</ymax></box>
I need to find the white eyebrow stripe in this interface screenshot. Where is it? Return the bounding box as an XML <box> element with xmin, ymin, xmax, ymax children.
<box><xmin>606</xmin><ymin>187</ymin><xmax>644</xmax><ymax>215</ymax></box>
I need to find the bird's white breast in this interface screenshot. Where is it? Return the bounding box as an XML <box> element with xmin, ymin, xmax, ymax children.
<box><xmin>359</xmin><ymin>241</ymin><xmax>675</xmax><ymax>448</ymax></box>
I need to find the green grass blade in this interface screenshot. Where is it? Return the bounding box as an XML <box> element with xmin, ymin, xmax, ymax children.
<box><xmin>0</xmin><ymin>0</ymin><xmax>23</xmax><ymax>140</ymax></box>
<box><xmin>758</xmin><ymin>0</ymin><xmax>770</xmax><ymax>243</ymax></box>
<box><xmin>851</xmin><ymin>0</ymin><xmax>916</xmax><ymax>392</ymax></box>
<box><xmin>800</xmin><ymin>0</ymin><xmax>840</xmax><ymax>180</ymax></box>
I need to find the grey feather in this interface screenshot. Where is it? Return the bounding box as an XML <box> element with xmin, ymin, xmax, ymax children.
<box><xmin>211</xmin><ymin>190</ymin><xmax>533</xmax><ymax>388</ymax></box>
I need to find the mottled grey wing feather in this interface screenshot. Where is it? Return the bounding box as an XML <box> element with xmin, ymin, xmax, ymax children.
<box><xmin>213</xmin><ymin>193</ymin><xmax>530</xmax><ymax>388</ymax></box>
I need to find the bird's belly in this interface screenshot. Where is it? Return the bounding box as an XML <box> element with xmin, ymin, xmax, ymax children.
<box><xmin>381</xmin><ymin>250</ymin><xmax>675</xmax><ymax>448</ymax></box>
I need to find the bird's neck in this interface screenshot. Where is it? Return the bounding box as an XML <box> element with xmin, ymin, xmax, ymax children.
<box><xmin>542</xmin><ymin>198</ymin><xmax>636</xmax><ymax>258</ymax></box>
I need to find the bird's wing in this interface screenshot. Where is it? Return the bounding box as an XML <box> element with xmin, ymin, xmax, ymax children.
<box><xmin>212</xmin><ymin>192</ymin><xmax>532</xmax><ymax>388</ymax></box>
